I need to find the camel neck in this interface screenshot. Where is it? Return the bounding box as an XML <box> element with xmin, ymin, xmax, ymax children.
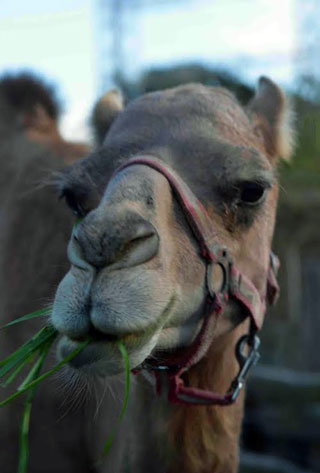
<box><xmin>107</xmin><ymin>323</ymin><xmax>247</xmax><ymax>473</ymax></box>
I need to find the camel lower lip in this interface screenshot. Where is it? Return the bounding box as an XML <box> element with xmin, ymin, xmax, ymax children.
<box><xmin>59</xmin><ymin>330</ymin><xmax>145</xmax><ymax>363</ymax></box>
<box><xmin>58</xmin><ymin>337</ymin><xmax>122</xmax><ymax>370</ymax></box>
<box><xmin>58</xmin><ymin>297</ymin><xmax>177</xmax><ymax>370</ymax></box>
<box><xmin>58</xmin><ymin>329</ymin><xmax>160</xmax><ymax>375</ymax></box>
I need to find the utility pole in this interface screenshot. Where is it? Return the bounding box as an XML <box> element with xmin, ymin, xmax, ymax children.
<box><xmin>295</xmin><ymin>0</ymin><xmax>320</xmax><ymax>100</ymax></box>
<box><xmin>94</xmin><ymin>0</ymin><xmax>185</xmax><ymax>93</ymax></box>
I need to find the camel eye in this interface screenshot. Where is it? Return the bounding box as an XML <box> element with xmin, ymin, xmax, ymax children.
<box><xmin>60</xmin><ymin>189</ymin><xmax>84</xmax><ymax>217</ymax></box>
<box><xmin>238</xmin><ymin>182</ymin><xmax>267</xmax><ymax>205</ymax></box>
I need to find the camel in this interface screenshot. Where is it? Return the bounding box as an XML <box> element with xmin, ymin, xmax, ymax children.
<box><xmin>0</xmin><ymin>72</ymin><xmax>90</xmax><ymax>162</ymax></box>
<box><xmin>0</xmin><ymin>72</ymin><xmax>120</xmax><ymax>473</ymax></box>
<box><xmin>50</xmin><ymin>77</ymin><xmax>294</xmax><ymax>473</ymax></box>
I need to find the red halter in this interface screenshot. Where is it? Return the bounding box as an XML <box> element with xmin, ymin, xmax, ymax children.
<box><xmin>112</xmin><ymin>156</ymin><xmax>280</xmax><ymax>405</ymax></box>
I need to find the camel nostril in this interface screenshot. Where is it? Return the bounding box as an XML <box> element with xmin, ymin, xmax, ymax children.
<box><xmin>115</xmin><ymin>221</ymin><xmax>159</xmax><ymax>269</ymax></box>
<box><xmin>71</xmin><ymin>212</ymin><xmax>159</xmax><ymax>270</ymax></box>
<box><xmin>122</xmin><ymin>222</ymin><xmax>156</xmax><ymax>253</ymax></box>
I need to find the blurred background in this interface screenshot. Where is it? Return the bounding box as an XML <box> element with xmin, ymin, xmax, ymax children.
<box><xmin>0</xmin><ymin>1</ymin><xmax>319</xmax><ymax>472</ymax></box>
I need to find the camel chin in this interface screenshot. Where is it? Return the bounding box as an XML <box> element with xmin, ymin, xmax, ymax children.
<box><xmin>56</xmin><ymin>315</ymin><xmax>206</xmax><ymax>377</ymax></box>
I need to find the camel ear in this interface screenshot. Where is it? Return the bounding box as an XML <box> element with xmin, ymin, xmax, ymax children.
<box><xmin>247</xmin><ymin>77</ymin><xmax>295</xmax><ymax>161</ymax></box>
<box><xmin>91</xmin><ymin>89</ymin><xmax>124</xmax><ymax>145</ymax></box>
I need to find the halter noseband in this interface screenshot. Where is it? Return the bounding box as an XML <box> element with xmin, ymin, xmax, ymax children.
<box><xmin>112</xmin><ymin>156</ymin><xmax>280</xmax><ymax>406</ymax></box>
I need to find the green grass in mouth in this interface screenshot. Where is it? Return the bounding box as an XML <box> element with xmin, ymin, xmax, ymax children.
<box><xmin>101</xmin><ymin>340</ymin><xmax>131</xmax><ymax>458</ymax></box>
<box><xmin>0</xmin><ymin>309</ymin><xmax>131</xmax><ymax>473</ymax></box>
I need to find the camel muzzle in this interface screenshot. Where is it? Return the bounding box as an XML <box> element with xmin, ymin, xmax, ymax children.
<box><xmin>69</xmin><ymin>210</ymin><xmax>160</xmax><ymax>271</ymax></box>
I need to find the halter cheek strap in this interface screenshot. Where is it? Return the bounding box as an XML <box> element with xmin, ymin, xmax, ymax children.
<box><xmin>112</xmin><ymin>156</ymin><xmax>280</xmax><ymax>406</ymax></box>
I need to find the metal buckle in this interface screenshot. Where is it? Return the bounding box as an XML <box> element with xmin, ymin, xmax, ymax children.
<box><xmin>206</xmin><ymin>246</ymin><xmax>232</xmax><ymax>303</ymax></box>
<box><xmin>140</xmin><ymin>360</ymin><xmax>178</xmax><ymax>372</ymax></box>
<box><xmin>227</xmin><ymin>333</ymin><xmax>260</xmax><ymax>402</ymax></box>
<box><xmin>269</xmin><ymin>251</ymin><xmax>279</xmax><ymax>275</ymax></box>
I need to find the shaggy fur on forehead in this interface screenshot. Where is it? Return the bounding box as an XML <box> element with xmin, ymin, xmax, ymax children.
<box><xmin>0</xmin><ymin>72</ymin><xmax>61</xmax><ymax>119</ymax></box>
<box><xmin>56</xmin><ymin>83</ymin><xmax>268</xmax><ymax>197</ymax></box>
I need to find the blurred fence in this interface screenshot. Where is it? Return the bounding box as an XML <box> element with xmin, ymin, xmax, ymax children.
<box><xmin>241</xmin><ymin>365</ymin><xmax>320</xmax><ymax>472</ymax></box>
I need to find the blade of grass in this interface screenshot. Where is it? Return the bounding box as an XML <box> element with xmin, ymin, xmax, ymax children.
<box><xmin>0</xmin><ymin>308</ymin><xmax>51</xmax><ymax>331</ymax></box>
<box><xmin>17</xmin><ymin>389</ymin><xmax>35</xmax><ymax>473</ymax></box>
<box><xmin>0</xmin><ymin>326</ymin><xmax>56</xmax><ymax>368</ymax></box>
<box><xmin>18</xmin><ymin>341</ymin><xmax>52</xmax><ymax>391</ymax></box>
<box><xmin>102</xmin><ymin>341</ymin><xmax>131</xmax><ymax>457</ymax></box>
<box><xmin>74</xmin><ymin>217</ymin><xmax>84</xmax><ymax>226</ymax></box>
<box><xmin>0</xmin><ymin>324</ymin><xmax>130</xmax><ymax>466</ymax></box>
<box><xmin>115</xmin><ymin>342</ymin><xmax>130</xmax><ymax>422</ymax></box>
<box><xmin>0</xmin><ymin>337</ymin><xmax>90</xmax><ymax>407</ymax></box>
<box><xmin>0</xmin><ymin>326</ymin><xmax>57</xmax><ymax>375</ymax></box>
<box><xmin>17</xmin><ymin>343</ymin><xmax>49</xmax><ymax>473</ymax></box>
<box><xmin>1</xmin><ymin>353</ymin><xmax>35</xmax><ymax>387</ymax></box>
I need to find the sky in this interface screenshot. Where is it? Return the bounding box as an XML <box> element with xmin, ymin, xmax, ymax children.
<box><xmin>0</xmin><ymin>0</ymin><xmax>297</xmax><ymax>141</ymax></box>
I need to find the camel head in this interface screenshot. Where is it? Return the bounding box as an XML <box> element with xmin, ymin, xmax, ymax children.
<box><xmin>0</xmin><ymin>72</ymin><xmax>89</xmax><ymax>164</ymax></box>
<box><xmin>0</xmin><ymin>72</ymin><xmax>61</xmax><ymax>140</ymax></box>
<box><xmin>52</xmin><ymin>78</ymin><xmax>294</xmax><ymax>378</ymax></box>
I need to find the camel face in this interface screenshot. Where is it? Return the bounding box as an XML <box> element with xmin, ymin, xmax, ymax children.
<box><xmin>52</xmin><ymin>80</ymin><xmax>292</xmax><ymax>376</ymax></box>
